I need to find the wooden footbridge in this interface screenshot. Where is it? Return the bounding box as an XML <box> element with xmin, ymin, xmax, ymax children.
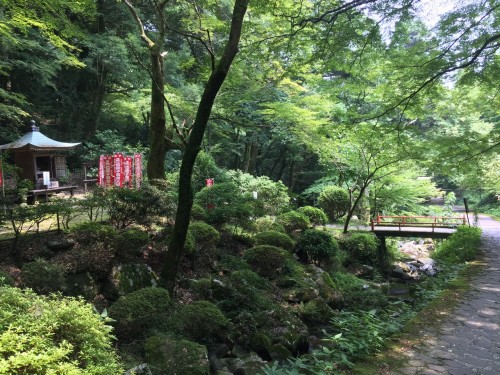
<box><xmin>370</xmin><ymin>215</ymin><xmax>467</xmax><ymax>239</ymax></box>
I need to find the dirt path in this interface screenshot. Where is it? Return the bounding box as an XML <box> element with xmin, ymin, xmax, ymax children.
<box><xmin>389</xmin><ymin>215</ymin><xmax>500</xmax><ymax>375</ymax></box>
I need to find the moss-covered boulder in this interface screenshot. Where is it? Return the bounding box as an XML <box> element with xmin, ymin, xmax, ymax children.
<box><xmin>145</xmin><ymin>336</ymin><xmax>209</xmax><ymax>375</ymax></box>
<box><xmin>103</xmin><ymin>264</ymin><xmax>159</xmax><ymax>299</ymax></box>
<box><xmin>299</xmin><ymin>299</ymin><xmax>336</xmax><ymax>324</ymax></box>
<box><xmin>65</xmin><ymin>271</ymin><xmax>98</xmax><ymax>300</ymax></box>
<box><xmin>268</xmin><ymin>344</ymin><xmax>293</xmax><ymax>362</ymax></box>
<box><xmin>253</xmin><ymin>307</ymin><xmax>310</xmax><ymax>355</ymax></box>
<box><xmin>280</xmin><ymin>264</ymin><xmax>342</xmax><ymax>308</ymax></box>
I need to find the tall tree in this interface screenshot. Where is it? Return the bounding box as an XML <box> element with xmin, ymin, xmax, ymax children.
<box><xmin>163</xmin><ymin>0</ymin><xmax>250</xmax><ymax>293</ymax></box>
<box><xmin>0</xmin><ymin>0</ymin><xmax>96</xmax><ymax>138</ymax></box>
<box><xmin>123</xmin><ymin>0</ymin><xmax>172</xmax><ymax>179</ymax></box>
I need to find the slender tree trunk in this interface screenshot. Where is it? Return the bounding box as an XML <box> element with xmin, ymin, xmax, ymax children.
<box><xmin>162</xmin><ymin>0</ymin><xmax>249</xmax><ymax>294</ymax></box>
<box><xmin>248</xmin><ymin>141</ymin><xmax>259</xmax><ymax>175</ymax></box>
<box><xmin>123</xmin><ymin>0</ymin><xmax>169</xmax><ymax>180</ymax></box>
<box><xmin>147</xmin><ymin>50</ymin><xmax>167</xmax><ymax>179</ymax></box>
<box><xmin>343</xmin><ymin>180</ymin><xmax>370</xmax><ymax>233</ymax></box>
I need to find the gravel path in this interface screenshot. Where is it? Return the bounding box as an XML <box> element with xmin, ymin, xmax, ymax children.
<box><xmin>391</xmin><ymin>215</ymin><xmax>500</xmax><ymax>375</ymax></box>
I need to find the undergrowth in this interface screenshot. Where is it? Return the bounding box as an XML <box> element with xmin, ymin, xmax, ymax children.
<box><xmin>262</xmin><ymin>262</ymin><xmax>467</xmax><ymax>375</ymax></box>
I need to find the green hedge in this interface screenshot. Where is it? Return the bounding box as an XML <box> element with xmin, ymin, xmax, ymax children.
<box><xmin>254</xmin><ymin>230</ymin><xmax>295</xmax><ymax>251</ymax></box>
<box><xmin>432</xmin><ymin>226</ymin><xmax>482</xmax><ymax>263</ymax></box>
<box><xmin>0</xmin><ymin>286</ymin><xmax>123</xmax><ymax>374</ymax></box>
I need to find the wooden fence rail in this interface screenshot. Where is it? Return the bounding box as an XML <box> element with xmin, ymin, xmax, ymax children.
<box><xmin>371</xmin><ymin>215</ymin><xmax>467</xmax><ymax>231</ymax></box>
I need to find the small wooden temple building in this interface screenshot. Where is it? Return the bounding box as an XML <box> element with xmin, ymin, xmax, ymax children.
<box><xmin>0</xmin><ymin>121</ymin><xmax>80</xmax><ymax>189</ymax></box>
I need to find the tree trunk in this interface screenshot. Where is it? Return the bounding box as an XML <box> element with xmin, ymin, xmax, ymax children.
<box><xmin>343</xmin><ymin>180</ymin><xmax>370</xmax><ymax>233</ymax></box>
<box><xmin>248</xmin><ymin>141</ymin><xmax>259</xmax><ymax>175</ymax></box>
<box><xmin>162</xmin><ymin>0</ymin><xmax>249</xmax><ymax>294</ymax></box>
<box><xmin>123</xmin><ymin>0</ymin><xmax>168</xmax><ymax>180</ymax></box>
<box><xmin>146</xmin><ymin>50</ymin><xmax>167</xmax><ymax>179</ymax></box>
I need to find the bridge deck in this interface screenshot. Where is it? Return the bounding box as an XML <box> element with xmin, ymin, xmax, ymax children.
<box><xmin>371</xmin><ymin>226</ymin><xmax>456</xmax><ymax>238</ymax></box>
<box><xmin>370</xmin><ymin>215</ymin><xmax>465</xmax><ymax>238</ymax></box>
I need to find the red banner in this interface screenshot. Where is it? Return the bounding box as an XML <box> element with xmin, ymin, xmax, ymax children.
<box><xmin>98</xmin><ymin>153</ymin><xmax>141</xmax><ymax>189</ymax></box>
<box><xmin>99</xmin><ymin>155</ymin><xmax>114</xmax><ymax>187</ymax></box>
<box><xmin>134</xmin><ymin>154</ymin><xmax>142</xmax><ymax>189</ymax></box>
<box><xmin>113</xmin><ymin>153</ymin><xmax>124</xmax><ymax>188</ymax></box>
<box><xmin>123</xmin><ymin>156</ymin><xmax>133</xmax><ymax>188</ymax></box>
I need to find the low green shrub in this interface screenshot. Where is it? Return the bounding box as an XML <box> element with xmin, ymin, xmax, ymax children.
<box><xmin>295</xmin><ymin>229</ymin><xmax>338</xmax><ymax>266</ymax></box>
<box><xmin>0</xmin><ymin>271</ymin><xmax>14</xmax><ymax>286</ymax></box>
<box><xmin>276</xmin><ymin>211</ymin><xmax>310</xmax><ymax>234</ymax></box>
<box><xmin>107</xmin><ymin>182</ymin><xmax>177</xmax><ymax>229</ymax></box>
<box><xmin>162</xmin><ymin>225</ymin><xmax>196</xmax><ymax>253</ymax></box>
<box><xmin>339</xmin><ymin>233</ymin><xmax>379</xmax><ymax>266</ymax></box>
<box><xmin>108</xmin><ymin>287</ymin><xmax>172</xmax><ymax>341</ymax></box>
<box><xmin>0</xmin><ymin>286</ymin><xmax>123</xmax><ymax>373</ymax></box>
<box><xmin>114</xmin><ymin>228</ymin><xmax>150</xmax><ymax>257</ymax></box>
<box><xmin>432</xmin><ymin>226</ymin><xmax>482</xmax><ymax>263</ymax></box>
<box><xmin>170</xmin><ymin>301</ymin><xmax>229</xmax><ymax>344</ymax></box>
<box><xmin>189</xmin><ymin>221</ymin><xmax>220</xmax><ymax>248</ymax></box>
<box><xmin>71</xmin><ymin>221</ymin><xmax>117</xmax><ymax>245</ymax></box>
<box><xmin>297</xmin><ymin>206</ymin><xmax>328</xmax><ymax>226</ymax></box>
<box><xmin>254</xmin><ymin>230</ymin><xmax>295</xmax><ymax>251</ymax></box>
<box><xmin>190</xmin><ymin>204</ymin><xmax>205</xmax><ymax>221</ymax></box>
<box><xmin>195</xmin><ymin>182</ymin><xmax>254</xmax><ymax>230</ymax></box>
<box><xmin>21</xmin><ymin>259</ymin><xmax>66</xmax><ymax>294</ymax></box>
<box><xmin>243</xmin><ymin>245</ymin><xmax>289</xmax><ymax>278</ymax></box>
<box><xmin>254</xmin><ymin>216</ymin><xmax>286</xmax><ymax>234</ymax></box>
<box><xmin>211</xmin><ymin>269</ymin><xmax>275</xmax><ymax>318</ymax></box>
<box><xmin>332</xmin><ymin>272</ymin><xmax>388</xmax><ymax>310</ymax></box>
<box><xmin>317</xmin><ymin>186</ymin><xmax>350</xmax><ymax>221</ymax></box>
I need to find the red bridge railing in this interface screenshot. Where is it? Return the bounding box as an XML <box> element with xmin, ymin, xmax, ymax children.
<box><xmin>370</xmin><ymin>215</ymin><xmax>466</xmax><ymax>231</ymax></box>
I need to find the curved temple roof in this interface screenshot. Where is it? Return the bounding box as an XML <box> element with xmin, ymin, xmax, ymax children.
<box><xmin>0</xmin><ymin>128</ymin><xmax>80</xmax><ymax>151</ymax></box>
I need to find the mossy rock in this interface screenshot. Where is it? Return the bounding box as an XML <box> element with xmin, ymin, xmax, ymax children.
<box><xmin>253</xmin><ymin>307</ymin><xmax>309</xmax><ymax>355</ymax></box>
<box><xmin>300</xmin><ymin>299</ymin><xmax>336</xmax><ymax>324</ymax></box>
<box><xmin>104</xmin><ymin>264</ymin><xmax>159</xmax><ymax>299</ymax></box>
<box><xmin>65</xmin><ymin>271</ymin><xmax>98</xmax><ymax>300</ymax></box>
<box><xmin>317</xmin><ymin>270</ymin><xmax>343</xmax><ymax>305</ymax></box>
<box><xmin>268</xmin><ymin>344</ymin><xmax>293</xmax><ymax>362</ymax></box>
<box><xmin>250</xmin><ymin>332</ymin><xmax>272</xmax><ymax>353</ymax></box>
<box><xmin>145</xmin><ymin>336</ymin><xmax>209</xmax><ymax>375</ymax></box>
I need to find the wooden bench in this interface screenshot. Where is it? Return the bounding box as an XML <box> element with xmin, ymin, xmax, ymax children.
<box><xmin>28</xmin><ymin>186</ymin><xmax>78</xmax><ymax>202</ymax></box>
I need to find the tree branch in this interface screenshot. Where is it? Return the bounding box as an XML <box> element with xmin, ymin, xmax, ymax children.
<box><xmin>123</xmin><ymin>0</ymin><xmax>155</xmax><ymax>48</ymax></box>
